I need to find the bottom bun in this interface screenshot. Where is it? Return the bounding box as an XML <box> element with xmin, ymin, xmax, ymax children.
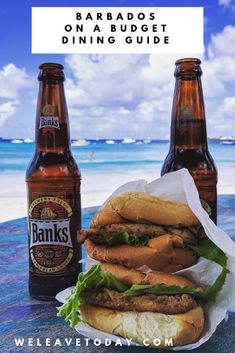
<box><xmin>80</xmin><ymin>303</ymin><xmax>204</xmax><ymax>348</ymax></box>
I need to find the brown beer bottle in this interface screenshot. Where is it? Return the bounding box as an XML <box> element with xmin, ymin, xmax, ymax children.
<box><xmin>161</xmin><ymin>58</ymin><xmax>217</xmax><ymax>223</ymax></box>
<box><xmin>26</xmin><ymin>63</ymin><xmax>81</xmax><ymax>300</ymax></box>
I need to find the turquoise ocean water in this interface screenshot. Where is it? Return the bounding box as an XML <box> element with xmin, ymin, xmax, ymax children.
<box><xmin>0</xmin><ymin>140</ymin><xmax>235</xmax><ymax>178</ymax></box>
<box><xmin>0</xmin><ymin>139</ymin><xmax>235</xmax><ymax>221</ymax></box>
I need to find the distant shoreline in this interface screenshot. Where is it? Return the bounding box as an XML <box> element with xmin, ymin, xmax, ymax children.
<box><xmin>1</xmin><ymin>138</ymin><xmax>170</xmax><ymax>143</ymax></box>
<box><xmin>1</xmin><ymin>138</ymin><xmax>235</xmax><ymax>144</ymax></box>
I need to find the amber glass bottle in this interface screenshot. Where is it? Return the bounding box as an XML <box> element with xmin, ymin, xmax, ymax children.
<box><xmin>26</xmin><ymin>63</ymin><xmax>81</xmax><ymax>300</ymax></box>
<box><xmin>161</xmin><ymin>58</ymin><xmax>217</xmax><ymax>223</ymax></box>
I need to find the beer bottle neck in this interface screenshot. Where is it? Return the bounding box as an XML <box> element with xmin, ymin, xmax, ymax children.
<box><xmin>170</xmin><ymin>74</ymin><xmax>208</xmax><ymax>151</ymax></box>
<box><xmin>35</xmin><ymin>80</ymin><xmax>70</xmax><ymax>152</ymax></box>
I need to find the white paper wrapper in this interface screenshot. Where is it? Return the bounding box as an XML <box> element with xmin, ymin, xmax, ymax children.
<box><xmin>56</xmin><ymin>169</ymin><xmax>235</xmax><ymax>350</ymax></box>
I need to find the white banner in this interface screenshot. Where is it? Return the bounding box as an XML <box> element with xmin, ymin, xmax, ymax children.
<box><xmin>31</xmin><ymin>7</ymin><xmax>203</xmax><ymax>54</ymax></box>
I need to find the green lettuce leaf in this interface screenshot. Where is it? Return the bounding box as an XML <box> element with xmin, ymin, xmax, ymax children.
<box><xmin>57</xmin><ymin>264</ymin><xmax>128</xmax><ymax>327</ymax></box>
<box><xmin>122</xmin><ymin>283</ymin><xmax>203</xmax><ymax>298</ymax></box>
<box><xmin>200</xmin><ymin>266</ymin><xmax>229</xmax><ymax>301</ymax></box>
<box><xmin>187</xmin><ymin>238</ymin><xmax>228</xmax><ymax>268</ymax></box>
<box><xmin>106</xmin><ymin>231</ymin><xmax>129</xmax><ymax>245</ymax></box>
<box><xmin>122</xmin><ymin>266</ymin><xmax>229</xmax><ymax>302</ymax></box>
<box><xmin>186</xmin><ymin>238</ymin><xmax>229</xmax><ymax>301</ymax></box>
<box><xmin>106</xmin><ymin>231</ymin><xmax>154</xmax><ymax>247</ymax></box>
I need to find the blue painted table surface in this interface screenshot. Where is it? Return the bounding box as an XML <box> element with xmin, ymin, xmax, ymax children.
<box><xmin>0</xmin><ymin>196</ymin><xmax>235</xmax><ymax>353</ymax></box>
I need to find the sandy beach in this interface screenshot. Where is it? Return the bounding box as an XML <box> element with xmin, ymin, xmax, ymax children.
<box><xmin>1</xmin><ymin>169</ymin><xmax>235</xmax><ymax>223</ymax></box>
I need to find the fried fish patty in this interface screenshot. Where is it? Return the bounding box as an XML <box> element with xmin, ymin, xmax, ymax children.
<box><xmin>77</xmin><ymin>223</ymin><xmax>204</xmax><ymax>244</ymax></box>
<box><xmin>83</xmin><ymin>289</ymin><xmax>197</xmax><ymax>315</ymax></box>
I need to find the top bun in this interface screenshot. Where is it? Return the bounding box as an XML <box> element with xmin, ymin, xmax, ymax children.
<box><xmin>91</xmin><ymin>192</ymin><xmax>199</xmax><ymax>228</ymax></box>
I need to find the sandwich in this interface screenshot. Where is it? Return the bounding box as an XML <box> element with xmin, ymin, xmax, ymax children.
<box><xmin>57</xmin><ymin>262</ymin><xmax>205</xmax><ymax>347</ymax></box>
<box><xmin>78</xmin><ymin>192</ymin><xmax>206</xmax><ymax>272</ymax></box>
<box><xmin>58</xmin><ymin>192</ymin><xmax>228</xmax><ymax>348</ymax></box>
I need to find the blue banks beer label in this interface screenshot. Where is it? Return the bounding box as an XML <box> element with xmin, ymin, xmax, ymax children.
<box><xmin>39</xmin><ymin>104</ymin><xmax>60</xmax><ymax>130</ymax></box>
<box><xmin>39</xmin><ymin>116</ymin><xmax>60</xmax><ymax>129</ymax></box>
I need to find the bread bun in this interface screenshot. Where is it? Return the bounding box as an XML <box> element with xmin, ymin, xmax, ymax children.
<box><xmin>85</xmin><ymin>236</ymin><xmax>197</xmax><ymax>272</ymax></box>
<box><xmin>80</xmin><ymin>303</ymin><xmax>204</xmax><ymax>347</ymax></box>
<box><xmin>91</xmin><ymin>192</ymin><xmax>199</xmax><ymax>228</ymax></box>
<box><xmin>101</xmin><ymin>262</ymin><xmax>145</xmax><ymax>286</ymax></box>
<box><xmin>100</xmin><ymin>262</ymin><xmax>202</xmax><ymax>290</ymax></box>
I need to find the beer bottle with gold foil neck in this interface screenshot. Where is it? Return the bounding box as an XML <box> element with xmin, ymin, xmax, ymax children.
<box><xmin>26</xmin><ymin>63</ymin><xmax>81</xmax><ymax>300</ymax></box>
<box><xmin>161</xmin><ymin>58</ymin><xmax>217</xmax><ymax>223</ymax></box>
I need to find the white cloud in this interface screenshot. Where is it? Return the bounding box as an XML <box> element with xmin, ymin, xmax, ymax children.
<box><xmin>143</xmin><ymin>54</ymin><xmax>185</xmax><ymax>85</ymax></box>
<box><xmin>212</xmin><ymin>96</ymin><xmax>235</xmax><ymax>134</ymax></box>
<box><xmin>0</xmin><ymin>63</ymin><xmax>34</xmax><ymax>133</ymax></box>
<box><xmin>63</xmin><ymin>29</ymin><xmax>235</xmax><ymax>138</ymax></box>
<box><xmin>208</xmin><ymin>25</ymin><xmax>235</xmax><ymax>58</ymax></box>
<box><xmin>64</xmin><ymin>54</ymin><xmax>176</xmax><ymax>138</ymax></box>
<box><xmin>217</xmin><ymin>96</ymin><xmax>235</xmax><ymax>118</ymax></box>
<box><xmin>219</xmin><ymin>0</ymin><xmax>232</xmax><ymax>6</ymax></box>
<box><xmin>65</xmin><ymin>54</ymin><xmax>152</xmax><ymax>109</ymax></box>
<box><xmin>68</xmin><ymin>103</ymin><xmax>171</xmax><ymax>139</ymax></box>
<box><xmin>202</xmin><ymin>56</ymin><xmax>235</xmax><ymax>96</ymax></box>
<box><xmin>0</xmin><ymin>63</ymin><xmax>33</xmax><ymax>99</ymax></box>
<box><xmin>0</xmin><ymin>100</ymin><xmax>19</xmax><ymax>127</ymax></box>
<box><xmin>201</xmin><ymin>26</ymin><xmax>235</xmax><ymax>135</ymax></box>
<box><xmin>201</xmin><ymin>25</ymin><xmax>235</xmax><ymax>98</ymax></box>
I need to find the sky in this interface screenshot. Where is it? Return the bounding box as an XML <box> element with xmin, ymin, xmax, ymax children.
<box><xmin>0</xmin><ymin>0</ymin><xmax>235</xmax><ymax>139</ymax></box>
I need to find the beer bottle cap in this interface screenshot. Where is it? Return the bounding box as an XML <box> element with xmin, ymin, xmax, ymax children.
<box><xmin>39</xmin><ymin>63</ymin><xmax>64</xmax><ymax>70</ymax></box>
<box><xmin>174</xmin><ymin>58</ymin><xmax>202</xmax><ymax>78</ymax></box>
<box><xmin>175</xmin><ymin>58</ymin><xmax>201</xmax><ymax>65</ymax></box>
<box><xmin>38</xmin><ymin>63</ymin><xmax>65</xmax><ymax>83</ymax></box>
